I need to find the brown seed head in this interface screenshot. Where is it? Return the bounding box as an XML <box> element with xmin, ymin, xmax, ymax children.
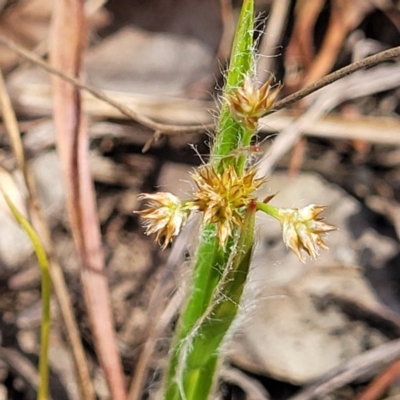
<box><xmin>226</xmin><ymin>74</ymin><xmax>282</xmax><ymax>130</ymax></box>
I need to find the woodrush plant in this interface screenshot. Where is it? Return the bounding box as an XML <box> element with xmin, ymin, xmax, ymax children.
<box><xmin>136</xmin><ymin>1</ymin><xmax>335</xmax><ymax>399</ymax></box>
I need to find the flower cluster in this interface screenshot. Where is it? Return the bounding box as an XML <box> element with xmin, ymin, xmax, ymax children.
<box><xmin>136</xmin><ymin>164</ymin><xmax>336</xmax><ymax>261</ymax></box>
<box><xmin>136</xmin><ymin>192</ymin><xmax>192</xmax><ymax>250</ymax></box>
<box><xmin>226</xmin><ymin>74</ymin><xmax>282</xmax><ymax>130</ymax></box>
<box><xmin>135</xmin><ymin>74</ymin><xmax>335</xmax><ymax>261</ymax></box>
<box><xmin>274</xmin><ymin>204</ymin><xmax>336</xmax><ymax>262</ymax></box>
<box><xmin>135</xmin><ymin>164</ymin><xmax>264</xmax><ymax>249</ymax></box>
<box><xmin>190</xmin><ymin>165</ymin><xmax>264</xmax><ymax>246</ymax></box>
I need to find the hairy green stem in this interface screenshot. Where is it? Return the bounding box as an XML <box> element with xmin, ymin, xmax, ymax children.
<box><xmin>163</xmin><ymin>1</ymin><xmax>257</xmax><ymax>399</ymax></box>
<box><xmin>211</xmin><ymin>0</ymin><xmax>254</xmax><ymax>160</ymax></box>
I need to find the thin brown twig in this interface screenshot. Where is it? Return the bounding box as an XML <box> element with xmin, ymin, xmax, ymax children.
<box><xmin>220</xmin><ymin>367</ymin><xmax>271</xmax><ymax>400</ymax></box>
<box><xmin>128</xmin><ymin>215</ymin><xmax>199</xmax><ymax>400</ymax></box>
<box><xmin>0</xmin><ymin>68</ymin><xmax>95</xmax><ymax>399</ymax></box>
<box><xmin>270</xmin><ymin>45</ymin><xmax>400</xmax><ymax>113</ymax></box>
<box><xmin>287</xmin><ymin>339</ymin><xmax>400</xmax><ymax>400</ymax></box>
<box><xmin>0</xmin><ymin>34</ymin><xmax>214</xmax><ymax>135</ymax></box>
<box><xmin>1</xmin><ymin>35</ymin><xmax>400</xmax><ymax>139</ymax></box>
<box><xmin>142</xmin><ymin>130</ymin><xmax>162</xmax><ymax>153</ymax></box>
<box><xmin>355</xmin><ymin>358</ymin><xmax>400</xmax><ymax>400</ymax></box>
<box><xmin>0</xmin><ymin>347</ymin><xmax>39</xmax><ymax>391</ymax></box>
<box><xmin>258</xmin><ymin>60</ymin><xmax>400</xmax><ymax>177</ymax></box>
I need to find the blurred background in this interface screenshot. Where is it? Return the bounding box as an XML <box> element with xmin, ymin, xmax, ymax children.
<box><xmin>1</xmin><ymin>0</ymin><xmax>400</xmax><ymax>399</ymax></box>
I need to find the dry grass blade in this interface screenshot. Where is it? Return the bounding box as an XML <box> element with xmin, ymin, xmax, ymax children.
<box><xmin>288</xmin><ymin>339</ymin><xmax>400</xmax><ymax>400</ymax></box>
<box><xmin>271</xmin><ymin>45</ymin><xmax>400</xmax><ymax>114</ymax></box>
<box><xmin>128</xmin><ymin>284</ymin><xmax>186</xmax><ymax>400</ymax></box>
<box><xmin>220</xmin><ymin>367</ymin><xmax>271</xmax><ymax>400</ymax></box>
<box><xmin>302</xmin><ymin>0</ymin><xmax>376</xmax><ymax>86</ymax></box>
<box><xmin>0</xmin><ymin>34</ymin><xmax>214</xmax><ymax>136</ymax></box>
<box><xmin>128</xmin><ymin>216</ymin><xmax>199</xmax><ymax>400</ymax></box>
<box><xmin>258</xmin><ymin>62</ymin><xmax>400</xmax><ymax>177</ymax></box>
<box><xmin>0</xmin><ymin>69</ymin><xmax>94</xmax><ymax>399</ymax></box>
<box><xmin>260</xmin><ymin>112</ymin><xmax>400</xmax><ymax>146</ymax></box>
<box><xmin>0</xmin><ymin>33</ymin><xmax>399</xmax><ymax>149</ymax></box>
<box><xmin>217</xmin><ymin>0</ymin><xmax>235</xmax><ymax>61</ymax></box>
<box><xmin>49</xmin><ymin>1</ymin><xmax>127</xmax><ymax>398</ymax></box>
<box><xmin>355</xmin><ymin>358</ymin><xmax>400</xmax><ymax>400</ymax></box>
<box><xmin>257</xmin><ymin>0</ymin><xmax>291</xmax><ymax>82</ymax></box>
<box><xmin>0</xmin><ymin>347</ymin><xmax>39</xmax><ymax>393</ymax></box>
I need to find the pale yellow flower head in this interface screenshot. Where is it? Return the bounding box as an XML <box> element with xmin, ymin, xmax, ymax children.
<box><xmin>226</xmin><ymin>74</ymin><xmax>282</xmax><ymax>130</ymax></box>
<box><xmin>135</xmin><ymin>192</ymin><xmax>192</xmax><ymax>250</ymax></box>
<box><xmin>275</xmin><ymin>204</ymin><xmax>336</xmax><ymax>262</ymax></box>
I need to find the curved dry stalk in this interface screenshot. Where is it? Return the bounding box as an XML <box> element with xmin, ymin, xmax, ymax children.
<box><xmin>128</xmin><ymin>215</ymin><xmax>199</xmax><ymax>400</ymax></box>
<box><xmin>0</xmin><ymin>34</ymin><xmax>399</xmax><ymax>145</ymax></box>
<box><xmin>258</xmin><ymin>61</ymin><xmax>400</xmax><ymax>177</ymax></box>
<box><xmin>0</xmin><ymin>348</ymin><xmax>39</xmax><ymax>392</ymax></box>
<box><xmin>0</xmin><ymin>34</ymin><xmax>213</xmax><ymax>136</ymax></box>
<box><xmin>271</xmin><ymin>45</ymin><xmax>400</xmax><ymax>113</ymax></box>
<box><xmin>49</xmin><ymin>0</ymin><xmax>126</xmax><ymax>398</ymax></box>
<box><xmin>0</xmin><ymin>69</ymin><xmax>95</xmax><ymax>399</ymax></box>
<box><xmin>128</xmin><ymin>285</ymin><xmax>186</xmax><ymax>400</ymax></box>
<box><xmin>288</xmin><ymin>339</ymin><xmax>400</xmax><ymax>400</ymax></box>
<box><xmin>2</xmin><ymin>190</ymin><xmax>51</xmax><ymax>400</ymax></box>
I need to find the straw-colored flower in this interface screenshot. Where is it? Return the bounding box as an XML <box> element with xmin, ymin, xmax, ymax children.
<box><xmin>275</xmin><ymin>204</ymin><xmax>336</xmax><ymax>262</ymax></box>
<box><xmin>191</xmin><ymin>164</ymin><xmax>265</xmax><ymax>246</ymax></box>
<box><xmin>226</xmin><ymin>74</ymin><xmax>282</xmax><ymax>130</ymax></box>
<box><xmin>135</xmin><ymin>192</ymin><xmax>192</xmax><ymax>250</ymax></box>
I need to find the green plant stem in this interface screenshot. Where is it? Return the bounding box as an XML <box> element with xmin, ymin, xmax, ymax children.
<box><xmin>163</xmin><ymin>1</ymin><xmax>256</xmax><ymax>399</ymax></box>
<box><xmin>2</xmin><ymin>192</ymin><xmax>51</xmax><ymax>400</ymax></box>
<box><xmin>256</xmin><ymin>202</ymin><xmax>280</xmax><ymax>218</ymax></box>
<box><xmin>180</xmin><ymin>203</ymin><xmax>256</xmax><ymax>398</ymax></box>
<box><xmin>211</xmin><ymin>0</ymin><xmax>254</xmax><ymax>160</ymax></box>
<box><xmin>164</xmin><ymin>204</ymin><xmax>256</xmax><ymax>400</ymax></box>
<box><xmin>236</xmin><ymin>128</ymin><xmax>255</xmax><ymax>174</ymax></box>
<box><xmin>164</xmin><ymin>225</ymin><xmax>224</xmax><ymax>400</ymax></box>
